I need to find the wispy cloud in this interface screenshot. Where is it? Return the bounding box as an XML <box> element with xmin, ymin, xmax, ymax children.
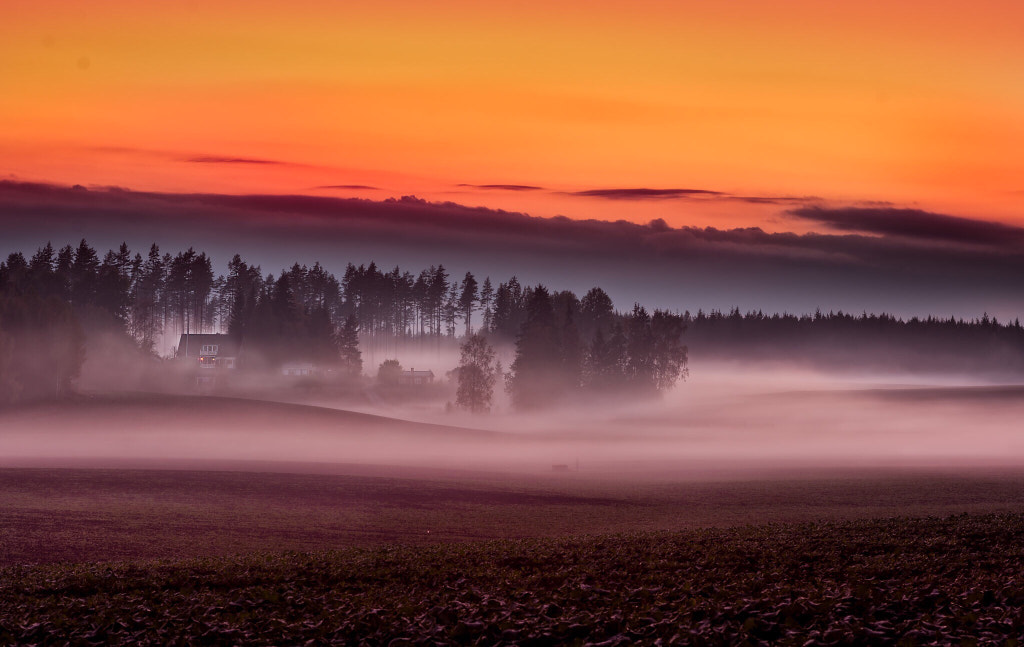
<box><xmin>458</xmin><ymin>184</ymin><xmax>545</xmax><ymax>191</ymax></box>
<box><xmin>316</xmin><ymin>184</ymin><xmax>381</xmax><ymax>190</ymax></box>
<box><xmin>569</xmin><ymin>187</ymin><xmax>725</xmax><ymax>200</ymax></box>
<box><xmin>185</xmin><ymin>156</ymin><xmax>286</xmax><ymax>165</ymax></box>
<box><xmin>790</xmin><ymin>206</ymin><xmax>1024</xmax><ymax>247</ymax></box>
<box><xmin>565</xmin><ymin>187</ymin><xmax>819</xmax><ymax>206</ymax></box>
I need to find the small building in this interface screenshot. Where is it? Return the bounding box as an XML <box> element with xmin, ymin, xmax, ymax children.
<box><xmin>176</xmin><ymin>334</ymin><xmax>239</xmax><ymax>368</ymax></box>
<box><xmin>176</xmin><ymin>334</ymin><xmax>239</xmax><ymax>388</ymax></box>
<box><xmin>281</xmin><ymin>362</ymin><xmax>320</xmax><ymax>378</ymax></box>
<box><xmin>398</xmin><ymin>368</ymin><xmax>435</xmax><ymax>386</ymax></box>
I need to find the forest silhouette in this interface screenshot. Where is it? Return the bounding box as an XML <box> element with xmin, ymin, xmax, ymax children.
<box><xmin>2</xmin><ymin>240</ymin><xmax>1023</xmax><ymax>407</ymax></box>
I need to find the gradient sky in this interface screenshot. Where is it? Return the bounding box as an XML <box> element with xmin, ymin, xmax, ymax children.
<box><xmin>2</xmin><ymin>0</ymin><xmax>1022</xmax><ymax>231</ymax></box>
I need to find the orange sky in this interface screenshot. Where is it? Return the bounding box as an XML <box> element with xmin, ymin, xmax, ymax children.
<box><xmin>2</xmin><ymin>0</ymin><xmax>1022</xmax><ymax>231</ymax></box>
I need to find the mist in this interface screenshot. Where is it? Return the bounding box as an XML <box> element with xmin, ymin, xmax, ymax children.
<box><xmin>4</xmin><ymin>362</ymin><xmax>1024</xmax><ymax>484</ymax></box>
<box><xmin>5</xmin><ymin>225</ymin><xmax>1024</xmax><ymax>514</ymax></box>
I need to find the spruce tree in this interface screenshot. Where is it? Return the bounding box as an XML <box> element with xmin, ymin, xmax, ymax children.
<box><xmin>507</xmin><ymin>285</ymin><xmax>561</xmax><ymax>409</ymax></box>
<box><xmin>459</xmin><ymin>271</ymin><xmax>478</xmax><ymax>336</ymax></box>
<box><xmin>337</xmin><ymin>314</ymin><xmax>362</xmax><ymax>378</ymax></box>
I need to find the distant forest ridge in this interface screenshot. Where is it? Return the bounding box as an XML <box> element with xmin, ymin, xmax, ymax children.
<box><xmin>1</xmin><ymin>239</ymin><xmax>1020</xmax><ymax>347</ymax></box>
<box><xmin>2</xmin><ymin>239</ymin><xmax>1024</xmax><ymax>405</ymax></box>
<box><xmin>685</xmin><ymin>307</ymin><xmax>1024</xmax><ymax>375</ymax></box>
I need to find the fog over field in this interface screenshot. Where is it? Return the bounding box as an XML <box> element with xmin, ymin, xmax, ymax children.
<box><xmin>4</xmin><ymin>364</ymin><xmax>1023</xmax><ymax>479</ymax></box>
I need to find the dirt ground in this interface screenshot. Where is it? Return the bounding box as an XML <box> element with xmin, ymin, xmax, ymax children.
<box><xmin>3</xmin><ymin>463</ymin><xmax>1024</xmax><ymax>565</ymax></box>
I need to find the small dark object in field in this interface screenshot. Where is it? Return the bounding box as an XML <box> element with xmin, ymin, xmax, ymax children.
<box><xmin>552</xmin><ymin>464</ymin><xmax>571</xmax><ymax>472</ymax></box>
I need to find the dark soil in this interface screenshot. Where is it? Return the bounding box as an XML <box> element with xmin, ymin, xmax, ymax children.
<box><xmin>2</xmin><ymin>513</ymin><xmax>1023</xmax><ymax>645</ymax></box>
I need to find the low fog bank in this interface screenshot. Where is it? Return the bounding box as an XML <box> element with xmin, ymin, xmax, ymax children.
<box><xmin>3</xmin><ymin>362</ymin><xmax>1024</xmax><ymax>479</ymax></box>
<box><xmin>311</xmin><ymin>359</ymin><xmax>1024</xmax><ymax>435</ymax></box>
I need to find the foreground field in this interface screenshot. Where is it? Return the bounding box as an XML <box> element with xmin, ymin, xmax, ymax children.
<box><xmin>3</xmin><ymin>513</ymin><xmax>1023</xmax><ymax>645</ymax></box>
<box><xmin>5</xmin><ymin>465</ymin><xmax>1024</xmax><ymax>566</ymax></box>
<box><xmin>3</xmin><ymin>390</ymin><xmax>1024</xmax><ymax>643</ymax></box>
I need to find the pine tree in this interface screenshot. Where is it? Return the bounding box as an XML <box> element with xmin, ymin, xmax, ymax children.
<box><xmin>580</xmin><ymin>286</ymin><xmax>615</xmax><ymax>340</ymax></box>
<box><xmin>70</xmin><ymin>239</ymin><xmax>99</xmax><ymax>307</ymax></box>
<box><xmin>133</xmin><ymin>244</ymin><xmax>165</xmax><ymax>350</ymax></box>
<box><xmin>459</xmin><ymin>271</ymin><xmax>478</xmax><ymax>336</ymax></box>
<box><xmin>507</xmin><ymin>285</ymin><xmax>563</xmax><ymax>409</ymax></box>
<box><xmin>444</xmin><ymin>282</ymin><xmax>460</xmax><ymax>338</ymax></box>
<box><xmin>28</xmin><ymin>242</ymin><xmax>56</xmax><ymax>298</ymax></box>
<box><xmin>560</xmin><ymin>302</ymin><xmax>583</xmax><ymax>390</ymax></box>
<box><xmin>54</xmin><ymin>245</ymin><xmax>74</xmax><ymax>302</ymax></box>
<box><xmin>337</xmin><ymin>314</ymin><xmax>362</xmax><ymax>378</ymax></box>
<box><xmin>479</xmin><ymin>277</ymin><xmax>494</xmax><ymax>333</ymax></box>
<box><xmin>0</xmin><ymin>252</ymin><xmax>28</xmax><ymax>295</ymax></box>
<box><xmin>96</xmin><ymin>244</ymin><xmax>132</xmax><ymax>323</ymax></box>
<box><xmin>584</xmin><ymin>324</ymin><xmax>627</xmax><ymax>390</ymax></box>
<box><xmin>492</xmin><ymin>276</ymin><xmax>524</xmax><ymax>338</ymax></box>
<box><xmin>306</xmin><ymin>305</ymin><xmax>340</xmax><ymax>362</ymax></box>
<box><xmin>625</xmin><ymin>304</ymin><xmax>655</xmax><ymax>389</ymax></box>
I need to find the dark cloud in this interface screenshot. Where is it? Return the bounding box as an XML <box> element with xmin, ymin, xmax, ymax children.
<box><xmin>569</xmin><ymin>188</ymin><xmax>725</xmax><ymax>200</ymax></box>
<box><xmin>457</xmin><ymin>184</ymin><xmax>545</xmax><ymax>191</ymax></box>
<box><xmin>791</xmin><ymin>206</ymin><xmax>1024</xmax><ymax>247</ymax></box>
<box><xmin>316</xmin><ymin>185</ymin><xmax>381</xmax><ymax>190</ymax></box>
<box><xmin>2</xmin><ymin>181</ymin><xmax>1023</xmax><ymax>320</ymax></box>
<box><xmin>185</xmin><ymin>156</ymin><xmax>286</xmax><ymax>165</ymax></box>
<box><xmin>566</xmin><ymin>187</ymin><xmax>819</xmax><ymax>206</ymax></box>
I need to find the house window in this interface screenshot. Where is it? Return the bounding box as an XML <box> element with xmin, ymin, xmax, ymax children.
<box><xmin>200</xmin><ymin>344</ymin><xmax>219</xmax><ymax>355</ymax></box>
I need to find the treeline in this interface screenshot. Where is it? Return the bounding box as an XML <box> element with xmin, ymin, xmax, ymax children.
<box><xmin>221</xmin><ymin>256</ymin><xmax>360</xmax><ymax>372</ymax></box>
<box><xmin>686</xmin><ymin>308</ymin><xmax>1024</xmax><ymax>374</ymax></box>
<box><xmin>0</xmin><ymin>292</ymin><xmax>83</xmax><ymax>404</ymax></box>
<box><xmin>0</xmin><ymin>241</ymin><xmax>219</xmax><ymax>352</ymax></box>
<box><xmin>503</xmin><ymin>287</ymin><xmax>689</xmax><ymax>409</ymax></box>
<box><xmin>0</xmin><ymin>240</ymin><xmax>692</xmax><ymax>407</ymax></box>
<box><xmin>9</xmin><ymin>238</ymin><xmax>1023</xmax><ymax>407</ymax></box>
<box><xmin>0</xmin><ymin>240</ymin><xmax>646</xmax><ymax>357</ymax></box>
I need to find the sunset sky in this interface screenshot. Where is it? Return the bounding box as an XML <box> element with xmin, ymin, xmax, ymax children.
<box><xmin>3</xmin><ymin>0</ymin><xmax>1022</xmax><ymax>232</ymax></box>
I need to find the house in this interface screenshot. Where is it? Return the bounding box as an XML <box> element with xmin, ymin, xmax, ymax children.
<box><xmin>281</xmin><ymin>361</ymin><xmax>321</xmax><ymax>378</ymax></box>
<box><xmin>176</xmin><ymin>333</ymin><xmax>239</xmax><ymax>387</ymax></box>
<box><xmin>176</xmin><ymin>333</ymin><xmax>239</xmax><ymax>369</ymax></box>
<box><xmin>398</xmin><ymin>368</ymin><xmax>434</xmax><ymax>386</ymax></box>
